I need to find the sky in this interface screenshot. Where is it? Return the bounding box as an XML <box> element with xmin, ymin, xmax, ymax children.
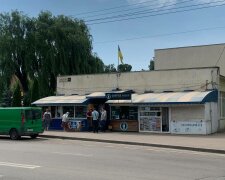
<box><xmin>1</xmin><ymin>0</ymin><xmax>225</xmax><ymax>71</ymax></box>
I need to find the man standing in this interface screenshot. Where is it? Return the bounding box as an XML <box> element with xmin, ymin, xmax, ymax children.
<box><xmin>43</xmin><ymin>108</ymin><xmax>52</xmax><ymax>131</ymax></box>
<box><xmin>92</xmin><ymin>108</ymin><xmax>99</xmax><ymax>133</ymax></box>
<box><xmin>61</xmin><ymin>112</ymin><xmax>69</xmax><ymax>131</ymax></box>
<box><xmin>100</xmin><ymin>107</ymin><xmax>107</xmax><ymax>132</ymax></box>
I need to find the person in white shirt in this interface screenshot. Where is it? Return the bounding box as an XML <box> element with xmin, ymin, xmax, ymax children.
<box><xmin>92</xmin><ymin>108</ymin><xmax>99</xmax><ymax>133</ymax></box>
<box><xmin>100</xmin><ymin>108</ymin><xmax>107</xmax><ymax>132</ymax></box>
<box><xmin>61</xmin><ymin>112</ymin><xmax>69</xmax><ymax>131</ymax></box>
<box><xmin>43</xmin><ymin>108</ymin><xmax>52</xmax><ymax>131</ymax></box>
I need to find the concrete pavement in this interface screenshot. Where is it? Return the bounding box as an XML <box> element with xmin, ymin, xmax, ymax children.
<box><xmin>40</xmin><ymin>131</ymin><xmax>225</xmax><ymax>154</ymax></box>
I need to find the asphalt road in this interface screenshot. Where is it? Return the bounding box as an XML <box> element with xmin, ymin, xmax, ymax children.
<box><xmin>0</xmin><ymin>136</ymin><xmax>225</xmax><ymax>180</ymax></box>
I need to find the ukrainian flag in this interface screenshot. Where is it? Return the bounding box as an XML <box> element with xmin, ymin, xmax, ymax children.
<box><xmin>118</xmin><ymin>45</ymin><xmax>124</xmax><ymax>64</ymax></box>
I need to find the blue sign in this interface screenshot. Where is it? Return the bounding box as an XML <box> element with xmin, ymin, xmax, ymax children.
<box><xmin>106</xmin><ymin>93</ymin><xmax>131</xmax><ymax>100</ymax></box>
<box><xmin>120</xmin><ymin>122</ymin><xmax>128</xmax><ymax>131</ymax></box>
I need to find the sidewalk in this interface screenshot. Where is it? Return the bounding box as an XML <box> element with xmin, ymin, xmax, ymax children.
<box><xmin>40</xmin><ymin>131</ymin><xmax>225</xmax><ymax>154</ymax></box>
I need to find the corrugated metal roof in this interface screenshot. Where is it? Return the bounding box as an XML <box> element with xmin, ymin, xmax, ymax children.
<box><xmin>86</xmin><ymin>92</ymin><xmax>106</xmax><ymax>98</ymax></box>
<box><xmin>106</xmin><ymin>91</ymin><xmax>217</xmax><ymax>104</ymax></box>
<box><xmin>32</xmin><ymin>95</ymin><xmax>87</xmax><ymax>106</ymax></box>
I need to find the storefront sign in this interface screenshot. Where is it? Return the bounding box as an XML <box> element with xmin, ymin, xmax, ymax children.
<box><xmin>106</xmin><ymin>93</ymin><xmax>131</xmax><ymax>100</ymax></box>
<box><xmin>171</xmin><ymin>120</ymin><xmax>206</xmax><ymax>134</ymax></box>
<box><xmin>120</xmin><ymin>122</ymin><xmax>128</xmax><ymax>131</ymax></box>
<box><xmin>59</xmin><ymin>77</ymin><xmax>71</xmax><ymax>82</ymax></box>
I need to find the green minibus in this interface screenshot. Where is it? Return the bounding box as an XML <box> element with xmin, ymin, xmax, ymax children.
<box><xmin>0</xmin><ymin>107</ymin><xmax>44</xmax><ymax>140</ymax></box>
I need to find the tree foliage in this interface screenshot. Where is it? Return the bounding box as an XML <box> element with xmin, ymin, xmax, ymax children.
<box><xmin>30</xmin><ymin>78</ymin><xmax>40</xmax><ymax>104</ymax></box>
<box><xmin>0</xmin><ymin>11</ymin><xmax>105</xmax><ymax>104</ymax></box>
<box><xmin>1</xmin><ymin>86</ymin><xmax>12</xmax><ymax>107</ymax></box>
<box><xmin>149</xmin><ymin>58</ymin><xmax>155</xmax><ymax>70</ymax></box>
<box><xmin>118</xmin><ymin>64</ymin><xmax>132</xmax><ymax>72</ymax></box>
<box><xmin>104</xmin><ymin>64</ymin><xmax>117</xmax><ymax>73</ymax></box>
<box><xmin>12</xmin><ymin>83</ymin><xmax>21</xmax><ymax>107</ymax></box>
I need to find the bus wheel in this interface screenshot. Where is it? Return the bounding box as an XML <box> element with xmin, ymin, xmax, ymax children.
<box><xmin>30</xmin><ymin>134</ymin><xmax>38</xmax><ymax>139</ymax></box>
<box><xmin>10</xmin><ymin>129</ymin><xmax>20</xmax><ymax>140</ymax></box>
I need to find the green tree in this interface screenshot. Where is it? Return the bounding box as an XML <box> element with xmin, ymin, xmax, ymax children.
<box><xmin>0</xmin><ymin>11</ymin><xmax>34</xmax><ymax>93</ymax></box>
<box><xmin>118</xmin><ymin>64</ymin><xmax>132</xmax><ymax>72</ymax></box>
<box><xmin>30</xmin><ymin>78</ymin><xmax>40</xmax><ymax>104</ymax></box>
<box><xmin>12</xmin><ymin>83</ymin><xmax>21</xmax><ymax>107</ymax></box>
<box><xmin>149</xmin><ymin>58</ymin><xmax>155</xmax><ymax>70</ymax></box>
<box><xmin>0</xmin><ymin>11</ymin><xmax>105</xmax><ymax>104</ymax></box>
<box><xmin>104</xmin><ymin>64</ymin><xmax>117</xmax><ymax>73</ymax></box>
<box><xmin>1</xmin><ymin>86</ymin><xmax>12</xmax><ymax>107</ymax></box>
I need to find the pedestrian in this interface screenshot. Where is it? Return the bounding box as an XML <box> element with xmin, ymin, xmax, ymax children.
<box><xmin>92</xmin><ymin>107</ymin><xmax>99</xmax><ymax>133</ymax></box>
<box><xmin>86</xmin><ymin>108</ymin><xmax>93</xmax><ymax>131</ymax></box>
<box><xmin>100</xmin><ymin>107</ymin><xmax>107</xmax><ymax>132</ymax></box>
<box><xmin>61</xmin><ymin>112</ymin><xmax>69</xmax><ymax>131</ymax></box>
<box><xmin>43</xmin><ymin>108</ymin><xmax>52</xmax><ymax>131</ymax></box>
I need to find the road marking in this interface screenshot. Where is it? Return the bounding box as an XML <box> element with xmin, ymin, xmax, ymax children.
<box><xmin>0</xmin><ymin>162</ymin><xmax>40</xmax><ymax>169</ymax></box>
<box><xmin>145</xmin><ymin>147</ymin><xmax>225</xmax><ymax>158</ymax></box>
<box><xmin>52</xmin><ymin>152</ymin><xmax>93</xmax><ymax>157</ymax></box>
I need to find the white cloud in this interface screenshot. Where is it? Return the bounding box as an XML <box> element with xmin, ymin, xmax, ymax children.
<box><xmin>126</xmin><ymin>0</ymin><xmax>221</xmax><ymax>8</ymax></box>
<box><xmin>126</xmin><ymin>0</ymin><xmax>178</xmax><ymax>9</ymax></box>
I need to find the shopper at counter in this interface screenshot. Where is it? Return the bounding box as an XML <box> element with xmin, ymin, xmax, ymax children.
<box><xmin>100</xmin><ymin>108</ymin><xmax>107</xmax><ymax>132</ymax></box>
<box><xmin>86</xmin><ymin>108</ymin><xmax>93</xmax><ymax>131</ymax></box>
<box><xmin>92</xmin><ymin>108</ymin><xmax>99</xmax><ymax>133</ymax></box>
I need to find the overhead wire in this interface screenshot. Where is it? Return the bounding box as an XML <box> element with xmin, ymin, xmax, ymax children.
<box><xmin>86</xmin><ymin>1</ymin><xmax>225</xmax><ymax>25</ymax></box>
<box><xmin>74</xmin><ymin>0</ymin><xmax>159</xmax><ymax>16</ymax></box>
<box><xmin>85</xmin><ymin>0</ymin><xmax>197</xmax><ymax>22</ymax></box>
<box><xmin>94</xmin><ymin>26</ymin><xmax>225</xmax><ymax>44</ymax></box>
<box><xmin>79</xmin><ymin>0</ymin><xmax>194</xmax><ymax>19</ymax></box>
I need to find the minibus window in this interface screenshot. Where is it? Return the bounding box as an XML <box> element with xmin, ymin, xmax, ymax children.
<box><xmin>25</xmin><ymin>110</ymin><xmax>41</xmax><ymax>120</ymax></box>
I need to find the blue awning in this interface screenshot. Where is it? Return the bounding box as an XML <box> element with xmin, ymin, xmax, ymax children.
<box><xmin>106</xmin><ymin>90</ymin><xmax>218</xmax><ymax>105</ymax></box>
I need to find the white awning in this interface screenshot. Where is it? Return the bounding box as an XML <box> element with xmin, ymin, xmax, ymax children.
<box><xmin>32</xmin><ymin>95</ymin><xmax>88</xmax><ymax>106</ymax></box>
<box><xmin>106</xmin><ymin>91</ymin><xmax>217</xmax><ymax>105</ymax></box>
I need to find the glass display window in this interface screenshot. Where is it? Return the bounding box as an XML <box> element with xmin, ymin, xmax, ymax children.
<box><xmin>63</xmin><ymin>106</ymin><xmax>74</xmax><ymax>118</ymax></box>
<box><xmin>110</xmin><ymin>106</ymin><xmax>138</xmax><ymax>120</ymax></box>
<box><xmin>139</xmin><ymin>106</ymin><xmax>162</xmax><ymax>132</ymax></box>
<box><xmin>75</xmin><ymin>106</ymin><xmax>86</xmax><ymax>118</ymax></box>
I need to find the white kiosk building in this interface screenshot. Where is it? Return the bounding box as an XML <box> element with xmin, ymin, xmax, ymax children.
<box><xmin>33</xmin><ymin>43</ymin><xmax>225</xmax><ymax>134</ymax></box>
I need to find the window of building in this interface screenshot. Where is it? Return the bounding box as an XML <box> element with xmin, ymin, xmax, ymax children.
<box><xmin>75</xmin><ymin>106</ymin><xmax>86</xmax><ymax>118</ymax></box>
<box><xmin>63</xmin><ymin>106</ymin><xmax>74</xmax><ymax>118</ymax></box>
<box><xmin>139</xmin><ymin>106</ymin><xmax>165</xmax><ymax>132</ymax></box>
<box><xmin>110</xmin><ymin>106</ymin><xmax>138</xmax><ymax>120</ymax></box>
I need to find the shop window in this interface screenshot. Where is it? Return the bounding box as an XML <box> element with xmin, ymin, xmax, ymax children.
<box><xmin>50</xmin><ymin>106</ymin><xmax>56</xmax><ymax>118</ymax></box>
<box><xmin>111</xmin><ymin>106</ymin><xmax>138</xmax><ymax>120</ymax></box>
<box><xmin>75</xmin><ymin>106</ymin><xmax>86</xmax><ymax>118</ymax></box>
<box><xmin>139</xmin><ymin>106</ymin><xmax>162</xmax><ymax>132</ymax></box>
<box><xmin>63</xmin><ymin>106</ymin><xmax>74</xmax><ymax>118</ymax></box>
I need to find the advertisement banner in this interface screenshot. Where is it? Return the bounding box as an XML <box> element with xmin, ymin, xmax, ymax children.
<box><xmin>171</xmin><ymin>120</ymin><xmax>206</xmax><ymax>134</ymax></box>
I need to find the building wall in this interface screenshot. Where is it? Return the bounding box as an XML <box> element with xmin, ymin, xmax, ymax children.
<box><xmin>171</xmin><ymin>105</ymin><xmax>204</xmax><ymax>121</ymax></box>
<box><xmin>205</xmin><ymin>102</ymin><xmax>219</xmax><ymax>134</ymax></box>
<box><xmin>219</xmin><ymin>76</ymin><xmax>225</xmax><ymax>130</ymax></box>
<box><xmin>57</xmin><ymin>68</ymin><xmax>219</xmax><ymax>96</ymax></box>
<box><xmin>170</xmin><ymin>105</ymin><xmax>209</xmax><ymax>134</ymax></box>
<box><xmin>155</xmin><ymin>44</ymin><xmax>225</xmax><ymax>76</ymax></box>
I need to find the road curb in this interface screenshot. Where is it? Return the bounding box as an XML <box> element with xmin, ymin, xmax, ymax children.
<box><xmin>40</xmin><ymin>134</ymin><xmax>225</xmax><ymax>155</ymax></box>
